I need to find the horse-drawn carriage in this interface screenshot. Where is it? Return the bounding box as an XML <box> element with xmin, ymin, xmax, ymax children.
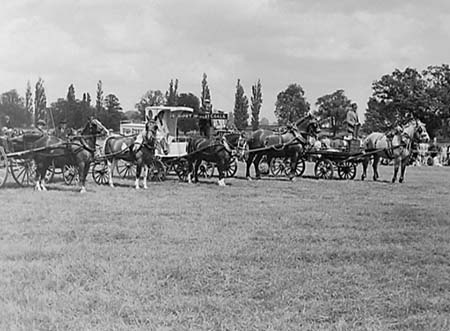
<box><xmin>0</xmin><ymin>131</ymin><xmax>77</xmax><ymax>188</ymax></box>
<box><xmin>0</xmin><ymin>118</ymin><xmax>108</xmax><ymax>191</ymax></box>
<box><xmin>306</xmin><ymin>119</ymin><xmax>430</xmax><ymax>182</ymax></box>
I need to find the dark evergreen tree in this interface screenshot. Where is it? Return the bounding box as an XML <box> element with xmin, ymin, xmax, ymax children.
<box><xmin>233</xmin><ymin>79</ymin><xmax>249</xmax><ymax>130</ymax></box>
<box><xmin>251</xmin><ymin>79</ymin><xmax>263</xmax><ymax>130</ymax></box>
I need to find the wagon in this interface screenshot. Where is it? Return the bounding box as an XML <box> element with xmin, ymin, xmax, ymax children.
<box><xmin>0</xmin><ymin>130</ymin><xmax>84</xmax><ymax>188</ymax></box>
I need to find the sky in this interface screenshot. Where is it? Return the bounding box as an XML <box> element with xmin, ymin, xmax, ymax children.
<box><xmin>1</xmin><ymin>0</ymin><xmax>450</xmax><ymax>123</ymax></box>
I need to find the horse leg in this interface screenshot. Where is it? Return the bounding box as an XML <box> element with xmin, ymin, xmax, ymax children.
<box><xmin>187</xmin><ymin>159</ymin><xmax>193</xmax><ymax>184</ymax></box>
<box><xmin>193</xmin><ymin>159</ymin><xmax>200</xmax><ymax>183</ymax></box>
<box><xmin>142</xmin><ymin>164</ymin><xmax>148</xmax><ymax>189</ymax></box>
<box><xmin>372</xmin><ymin>156</ymin><xmax>380</xmax><ymax>181</ymax></box>
<box><xmin>79</xmin><ymin>161</ymin><xmax>90</xmax><ymax>193</ymax></box>
<box><xmin>34</xmin><ymin>161</ymin><xmax>43</xmax><ymax>191</ymax></box>
<box><xmin>217</xmin><ymin>158</ymin><xmax>226</xmax><ymax>186</ymax></box>
<box><xmin>361</xmin><ymin>158</ymin><xmax>368</xmax><ymax>181</ymax></box>
<box><xmin>392</xmin><ymin>158</ymin><xmax>400</xmax><ymax>183</ymax></box>
<box><xmin>288</xmin><ymin>154</ymin><xmax>298</xmax><ymax>182</ymax></box>
<box><xmin>254</xmin><ymin>154</ymin><xmax>264</xmax><ymax>180</ymax></box>
<box><xmin>246</xmin><ymin>153</ymin><xmax>254</xmax><ymax>180</ymax></box>
<box><xmin>108</xmin><ymin>159</ymin><xmax>115</xmax><ymax>188</ymax></box>
<box><xmin>399</xmin><ymin>159</ymin><xmax>407</xmax><ymax>183</ymax></box>
<box><xmin>135</xmin><ymin>163</ymin><xmax>142</xmax><ymax>189</ymax></box>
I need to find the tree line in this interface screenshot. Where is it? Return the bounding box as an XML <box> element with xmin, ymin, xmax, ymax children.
<box><xmin>2</xmin><ymin>64</ymin><xmax>450</xmax><ymax>138</ymax></box>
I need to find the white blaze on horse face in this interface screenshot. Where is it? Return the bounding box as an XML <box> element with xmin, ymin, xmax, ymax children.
<box><xmin>121</xmin><ymin>142</ymin><xmax>128</xmax><ymax>151</ymax></box>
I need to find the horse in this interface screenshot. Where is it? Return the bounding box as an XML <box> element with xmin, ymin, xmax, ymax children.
<box><xmin>186</xmin><ymin>132</ymin><xmax>247</xmax><ymax>186</ymax></box>
<box><xmin>361</xmin><ymin>120</ymin><xmax>430</xmax><ymax>183</ymax></box>
<box><xmin>32</xmin><ymin>118</ymin><xmax>109</xmax><ymax>193</ymax></box>
<box><xmin>245</xmin><ymin>114</ymin><xmax>321</xmax><ymax>181</ymax></box>
<box><xmin>103</xmin><ymin>121</ymin><xmax>169</xmax><ymax>189</ymax></box>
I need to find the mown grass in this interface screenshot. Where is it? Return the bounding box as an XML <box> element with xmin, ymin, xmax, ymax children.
<box><xmin>0</xmin><ymin>163</ymin><xmax>449</xmax><ymax>330</ymax></box>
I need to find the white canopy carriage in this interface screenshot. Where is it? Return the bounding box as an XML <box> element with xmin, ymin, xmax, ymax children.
<box><xmin>145</xmin><ymin>106</ymin><xmax>194</xmax><ymax>158</ymax></box>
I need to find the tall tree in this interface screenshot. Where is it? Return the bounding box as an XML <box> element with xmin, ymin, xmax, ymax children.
<box><xmin>251</xmin><ymin>79</ymin><xmax>263</xmax><ymax>130</ymax></box>
<box><xmin>233</xmin><ymin>79</ymin><xmax>249</xmax><ymax>130</ymax></box>
<box><xmin>34</xmin><ymin>77</ymin><xmax>47</xmax><ymax>125</ymax></box>
<box><xmin>102</xmin><ymin>93</ymin><xmax>123</xmax><ymax>131</ymax></box>
<box><xmin>422</xmin><ymin>64</ymin><xmax>450</xmax><ymax>137</ymax></box>
<box><xmin>135</xmin><ymin>90</ymin><xmax>166</xmax><ymax>117</ymax></box>
<box><xmin>274</xmin><ymin>83</ymin><xmax>310</xmax><ymax>125</ymax></box>
<box><xmin>0</xmin><ymin>89</ymin><xmax>31</xmax><ymax>127</ymax></box>
<box><xmin>177</xmin><ymin>92</ymin><xmax>200</xmax><ymax>133</ymax></box>
<box><xmin>315</xmin><ymin>89</ymin><xmax>353</xmax><ymax>136</ymax></box>
<box><xmin>362</xmin><ymin>68</ymin><xmax>430</xmax><ymax>133</ymax></box>
<box><xmin>200</xmin><ymin>73</ymin><xmax>211</xmax><ymax>112</ymax></box>
<box><xmin>165</xmin><ymin>79</ymin><xmax>179</xmax><ymax>106</ymax></box>
<box><xmin>25</xmin><ymin>81</ymin><xmax>33</xmax><ymax>115</ymax></box>
<box><xmin>95</xmin><ymin>80</ymin><xmax>104</xmax><ymax>117</ymax></box>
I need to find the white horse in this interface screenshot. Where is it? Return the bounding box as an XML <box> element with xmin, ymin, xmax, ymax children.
<box><xmin>361</xmin><ymin>120</ymin><xmax>430</xmax><ymax>183</ymax></box>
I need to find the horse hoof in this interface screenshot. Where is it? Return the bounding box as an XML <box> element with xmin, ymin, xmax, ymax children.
<box><xmin>399</xmin><ymin>178</ymin><xmax>404</xmax><ymax>183</ymax></box>
<box><xmin>80</xmin><ymin>187</ymin><xmax>86</xmax><ymax>194</ymax></box>
<box><xmin>218</xmin><ymin>179</ymin><xmax>226</xmax><ymax>186</ymax></box>
<box><xmin>247</xmin><ymin>176</ymin><xmax>252</xmax><ymax>181</ymax></box>
<box><xmin>361</xmin><ymin>176</ymin><xmax>365</xmax><ymax>181</ymax></box>
<box><xmin>290</xmin><ymin>177</ymin><xmax>296</xmax><ymax>182</ymax></box>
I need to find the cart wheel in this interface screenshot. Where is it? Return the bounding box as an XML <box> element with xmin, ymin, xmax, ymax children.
<box><xmin>258</xmin><ymin>156</ymin><xmax>269</xmax><ymax>175</ymax></box>
<box><xmin>224</xmin><ymin>158</ymin><xmax>237</xmax><ymax>178</ymax></box>
<box><xmin>147</xmin><ymin>159</ymin><xmax>167</xmax><ymax>181</ymax></box>
<box><xmin>197</xmin><ymin>161</ymin><xmax>214</xmax><ymax>178</ymax></box>
<box><xmin>269</xmin><ymin>157</ymin><xmax>286</xmax><ymax>177</ymax></box>
<box><xmin>10</xmin><ymin>158</ymin><xmax>36</xmax><ymax>187</ymax></box>
<box><xmin>314</xmin><ymin>159</ymin><xmax>334</xmax><ymax>179</ymax></box>
<box><xmin>337</xmin><ymin>161</ymin><xmax>356</xmax><ymax>180</ymax></box>
<box><xmin>0</xmin><ymin>146</ymin><xmax>8</xmax><ymax>188</ymax></box>
<box><xmin>63</xmin><ymin>164</ymin><xmax>79</xmax><ymax>185</ymax></box>
<box><xmin>116</xmin><ymin>160</ymin><xmax>136</xmax><ymax>178</ymax></box>
<box><xmin>175</xmin><ymin>159</ymin><xmax>189</xmax><ymax>182</ymax></box>
<box><xmin>92</xmin><ymin>161</ymin><xmax>110</xmax><ymax>185</ymax></box>
<box><xmin>284</xmin><ymin>158</ymin><xmax>306</xmax><ymax>177</ymax></box>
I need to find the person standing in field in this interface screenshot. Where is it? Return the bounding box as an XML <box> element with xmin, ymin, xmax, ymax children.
<box><xmin>344</xmin><ymin>103</ymin><xmax>360</xmax><ymax>140</ymax></box>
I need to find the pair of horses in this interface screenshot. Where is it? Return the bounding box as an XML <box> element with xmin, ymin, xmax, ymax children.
<box><xmin>32</xmin><ymin>118</ymin><xmax>166</xmax><ymax>193</ymax></box>
<box><xmin>32</xmin><ymin>118</ymin><xmax>109</xmax><ymax>193</ymax></box>
<box><xmin>185</xmin><ymin>114</ymin><xmax>321</xmax><ymax>185</ymax></box>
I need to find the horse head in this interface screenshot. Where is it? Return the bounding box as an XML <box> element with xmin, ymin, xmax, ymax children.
<box><xmin>156</xmin><ymin>136</ymin><xmax>169</xmax><ymax>155</ymax></box>
<box><xmin>84</xmin><ymin>118</ymin><xmax>109</xmax><ymax>137</ymax></box>
<box><xmin>403</xmin><ymin>120</ymin><xmax>430</xmax><ymax>143</ymax></box>
<box><xmin>224</xmin><ymin>132</ymin><xmax>248</xmax><ymax>161</ymax></box>
<box><xmin>142</xmin><ymin>120</ymin><xmax>158</xmax><ymax>149</ymax></box>
<box><xmin>294</xmin><ymin>114</ymin><xmax>321</xmax><ymax>140</ymax></box>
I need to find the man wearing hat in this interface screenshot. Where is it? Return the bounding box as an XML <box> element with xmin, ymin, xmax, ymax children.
<box><xmin>56</xmin><ymin>119</ymin><xmax>69</xmax><ymax>138</ymax></box>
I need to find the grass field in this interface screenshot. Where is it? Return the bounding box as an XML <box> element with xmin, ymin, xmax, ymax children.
<box><xmin>0</xmin><ymin>163</ymin><xmax>449</xmax><ymax>330</ymax></box>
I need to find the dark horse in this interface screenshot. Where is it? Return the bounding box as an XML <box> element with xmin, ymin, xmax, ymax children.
<box><xmin>32</xmin><ymin>118</ymin><xmax>109</xmax><ymax>193</ymax></box>
<box><xmin>103</xmin><ymin>121</ymin><xmax>169</xmax><ymax>189</ymax></box>
<box><xmin>186</xmin><ymin>132</ymin><xmax>247</xmax><ymax>186</ymax></box>
<box><xmin>361</xmin><ymin>119</ymin><xmax>430</xmax><ymax>183</ymax></box>
<box><xmin>245</xmin><ymin>114</ymin><xmax>320</xmax><ymax>180</ymax></box>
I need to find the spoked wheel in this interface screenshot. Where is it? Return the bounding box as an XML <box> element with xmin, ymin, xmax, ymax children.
<box><xmin>10</xmin><ymin>158</ymin><xmax>36</xmax><ymax>187</ymax></box>
<box><xmin>285</xmin><ymin>158</ymin><xmax>306</xmax><ymax>177</ymax></box>
<box><xmin>175</xmin><ymin>159</ymin><xmax>189</xmax><ymax>182</ymax></box>
<box><xmin>147</xmin><ymin>159</ymin><xmax>167</xmax><ymax>182</ymax></box>
<box><xmin>337</xmin><ymin>161</ymin><xmax>357</xmax><ymax>180</ymax></box>
<box><xmin>269</xmin><ymin>157</ymin><xmax>286</xmax><ymax>177</ymax></box>
<box><xmin>0</xmin><ymin>147</ymin><xmax>8</xmax><ymax>188</ymax></box>
<box><xmin>92</xmin><ymin>161</ymin><xmax>110</xmax><ymax>185</ymax></box>
<box><xmin>197</xmin><ymin>161</ymin><xmax>214</xmax><ymax>178</ymax></box>
<box><xmin>224</xmin><ymin>158</ymin><xmax>238</xmax><ymax>178</ymax></box>
<box><xmin>116</xmin><ymin>160</ymin><xmax>136</xmax><ymax>178</ymax></box>
<box><xmin>314</xmin><ymin>159</ymin><xmax>334</xmax><ymax>179</ymax></box>
<box><xmin>63</xmin><ymin>164</ymin><xmax>79</xmax><ymax>185</ymax></box>
<box><xmin>258</xmin><ymin>156</ymin><xmax>269</xmax><ymax>175</ymax></box>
